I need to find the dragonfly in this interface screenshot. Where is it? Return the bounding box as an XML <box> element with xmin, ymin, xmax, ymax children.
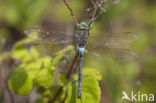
<box><xmin>24</xmin><ymin>22</ymin><xmax>139</xmax><ymax>98</ymax></box>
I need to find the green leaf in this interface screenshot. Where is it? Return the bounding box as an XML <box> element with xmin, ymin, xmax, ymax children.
<box><xmin>69</xmin><ymin>82</ymin><xmax>77</xmax><ymax>103</ymax></box>
<box><xmin>11</xmin><ymin>46</ymin><xmax>29</xmax><ymax>60</ymax></box>
<box><xmin>36</xmin><ymin>68</ymin><xmax>54</xmax><ymax>88</ymax></box>
<box><xmin>51</xmin><ymin>45</ymin><xmax>75</xmax><ymax>67</ymax></box>
<box><xmin>58</xmin><ymin>74</ymin><xmax>69</xmax><ymax>86</ymax></box>
<box><xmin>8</xmin><ymin>68</ymin><xmax>33</xmax><ymax>95</ymax></box>
<box><xmin>43</xmin><ymin>85</ymin><xmax>61</xmax><ymax>96</ymax></box>
<box><xmin>0</xmin><ymin>52</ymin><xmax>9</xmax><ymax>61</ymax></box>
<box><xmin>11</xmin><ymin>38</ymin><xmax>40</xmax><ymax>62</ymax></box>
<box><xmin>13</xmin><ymin>37</ymin><xmax>35</xmax><ymax>48</ymax></box>
<box><xmin>11</xmin><ymin>46</ymin><xmax>37</xmax><ymax>63</ymax></box>
<box><xmin>35</xmin><ymin>98</ymin><xmax>46</xmax><ymax>103</ymax></box>
<box><xmin>67</xmin><ymin>68</ymin><xmax>102</xmax><ymax>103</ymax></box>
<box><xmin>39</xmin><ymin>56</ymin><xmax>52</xmax><ymax>68</ymax></box>
<box><xmin>21</xmin><ymin>55</ymin><xmax>52</xmax><ymax>79</ymax></box>
<box><xmin>28</xmin><ymin>46</ymin><xmax>40</xmax><ymax>58</ymax></box>
<box><xmin>83</xmin><ymin>68</ymin><xmax>102</xmax><ymax>81</ymax></box>
<box><xmin>25</xmin><ymin>62</ymin><xmax>41</xmax><ymax>79</ymax></box>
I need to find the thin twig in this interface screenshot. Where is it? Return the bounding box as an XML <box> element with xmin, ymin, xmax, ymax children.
<box><xmin>61</xmin><ymin>92</ymin><xmax>67</xmax><ymax>103</ymax></box>
<box><xmin>49</xmin><ymin>52</ymin><xmax>79</xmax><ymax>103</ymax></box>
<box><xmin>88</xmin><ymin>0</ymin><xmax>105</xmax><ymax>28</ymax></box>
<box><xmin>112</xmin><ymin>0</ymin><xmax>120</xmax><ymax>5</ymax></box>
<box><xmin>66</xmin><ymin>52</ymin><xmax>79</xmax><ymax>79</ymax></box>
<box><xmin>50</xmin><ymin>86</ymin><xmax>63</xmax><ymax>103</ymax></box>
<box><xmin>88</xmin><ymin>0</ymin><xmax>120</xmax><ymax>29</ymax></box>
<box><xmin>62</xmin><ymin>0</ymin><xmax>79</xmax><ymax>25</ymax></box>
<box><xmin>88</xmin><ymin>0</ymin><xmax>98</xmax><ymax>29</ymax></box>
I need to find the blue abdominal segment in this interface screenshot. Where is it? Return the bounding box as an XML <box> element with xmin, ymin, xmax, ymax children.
<box><xmin>78</xmin><ymin>47</ymin><xmax>85</xmax><ymax>55</ymax></box>
<box><xmin>77</xmin><ymin>47</ymin><xmax>84</xmax><ymax>98</ymax></box>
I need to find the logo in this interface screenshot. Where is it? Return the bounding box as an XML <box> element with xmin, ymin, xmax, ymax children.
<box><xmin>122</xmin><ymin>91</ymin><xmax>154</xmax><ymax>102</ymax></box>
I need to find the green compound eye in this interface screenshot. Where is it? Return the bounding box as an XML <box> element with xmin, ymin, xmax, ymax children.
<box><xmin>76</xmin><ymin>22</ymin><xmax>88</xmax><ymax>30</ymax></box>
<box><xmin>78</xmin><ymin>25</ymin><xmax>81</xmax><ymax>28</ymax></box>
<box><xmin>84</xmin><ymin>25</ymin><xmax>88</xmax><ymax>30</ymax></box>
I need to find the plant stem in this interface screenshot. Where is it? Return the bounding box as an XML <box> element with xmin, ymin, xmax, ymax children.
<box><xmin>49</xmin><ymin>52</ymin><xmax>79</xmax><ymax>103</ymax></box>
<box><xmin>62</xmin><ymin>0</ymin><xmax>79</xmax><ymax>25</ymax></box>
<box><xmin>66</xmin><ymin>52</ymin><xmax>79</xmax><ymax>79</ymax></box>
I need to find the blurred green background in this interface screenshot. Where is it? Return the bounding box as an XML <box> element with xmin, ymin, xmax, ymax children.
<box><xmin>0</xmin><ymin>0</ymin><xmax>156</xmax><ymax>103</ymax></box>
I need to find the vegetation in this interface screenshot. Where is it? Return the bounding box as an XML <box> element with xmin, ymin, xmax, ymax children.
<box><xmin>0</xmin><ymin>0</ymin><xmax>156</xmax><ymax>103</ymax></box>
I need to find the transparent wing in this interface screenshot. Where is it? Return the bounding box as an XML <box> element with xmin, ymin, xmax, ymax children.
<box><xmin>88</xmin><ymin>32</ymin><xmax>139</xmax><ymax>48</ymax></box>
<box><xmin>23</xmin><ymin>41</ymin><xmax>75</xmax><ymax>57</ymax></box>
<box><xmin>24</xmin><ymin>27</ymin><xmax>75</xmax><ymax>45</ymax></box>
<box><xmin>24</xmin><ymin>27</ymin><xmax>76</xmax><ymax>56</ymax></box>
<box><xmin>85</xmin><ymin>47</ymin><xmax>138</xmax><ymax>62</ymax></box>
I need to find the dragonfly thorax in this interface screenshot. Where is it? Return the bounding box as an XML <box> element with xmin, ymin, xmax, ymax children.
<box><xmin>76</xmin><ymin>29</ymin><xmax>88</xmax><ymax>54</ymax></box>
<box><xmin>76</xmin><ymin>22</ymin><xmax>89</xmax><ymax>47</ymax></box>
<box><xmin>76</xmin><ymin>30</ymin><xmax>88</xmax><ymax>47</ymax></box>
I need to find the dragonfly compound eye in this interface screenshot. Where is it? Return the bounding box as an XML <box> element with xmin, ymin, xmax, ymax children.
<box><xmin>76</xmin><ymin>22</ymin><xmax>88</xmax><ymax>30</ymax></box>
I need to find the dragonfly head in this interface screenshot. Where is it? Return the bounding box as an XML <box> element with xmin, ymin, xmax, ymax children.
<box><xmin>76</xmin><ymin>22</ymin><xmax>88</xmax><ymax>30</ymax></box>
<box><xmin>80</xmin><ymin>22</ymin><xmax>87</xmax><ymax>25</ymax></box>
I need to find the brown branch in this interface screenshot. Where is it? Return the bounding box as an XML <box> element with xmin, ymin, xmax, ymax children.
<box><xmin>50</xmin><ymin>86</ymin><xmax>63</xmax><ymax>103</ymax></box>
<box><xmin>112</xmin><ymin>0</ymin><xmax>120</xmax><ymax>5</ymax></box>
<box><xmin>89</xmin><ymin>0</ymin><xmax>106</xmax><ymax>27</ymax></box>
<box><xmin>62</xmin><ymin>0</ymin><xmax>79</xmax><ymax>25</ymax></box>
<box><xmin>88</xmin><ymin>0</ymin><xmax>120</xmax><ymax>29</ymax></box>
<box><xmin>66</xmin><ymin>52</ymin><xmax>79</xmax><ymax>79</ymax></box>
<box><xmin>88</xmin><ymin>0</ymin><xmax>106</xmax><ymax>29</ymax></box>
<box><xmin>88</xmin><ymin>0</ymin><xmax>98</xmax><ymax>29</ymax></box>
<box><xmin>61</xmin><ymin>92</ymin><xmax>67</xmax><ymax>103</ymax></box>
<box><xmin>49</xmin><ymin>52</ymin><xmax>79</xmax><ymax>103</ymax></box>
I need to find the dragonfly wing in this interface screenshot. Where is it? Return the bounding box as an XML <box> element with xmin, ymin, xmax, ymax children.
<box><xmin>24</xmin><ymin>27</ymin><xmax>76</xmax><ymax>56</ymax></box>
<box><xmin>85</xmin><ymin>47</ymin><xmax>138</xmax><ymax>62</ymax></box>
<box><xmin>24</xmin><ymin>27</ymin><xmax>75</xmax><ymax>45</ymax></box>
<box><xmin>88</xmin><ymin>32</ymin><xmax>139</xmax><ymax>48</ymax></box>
<box><xmin>23</xmin><ymin>41</ymin><xmax>75</xmax><ymax>57</ymax></box>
